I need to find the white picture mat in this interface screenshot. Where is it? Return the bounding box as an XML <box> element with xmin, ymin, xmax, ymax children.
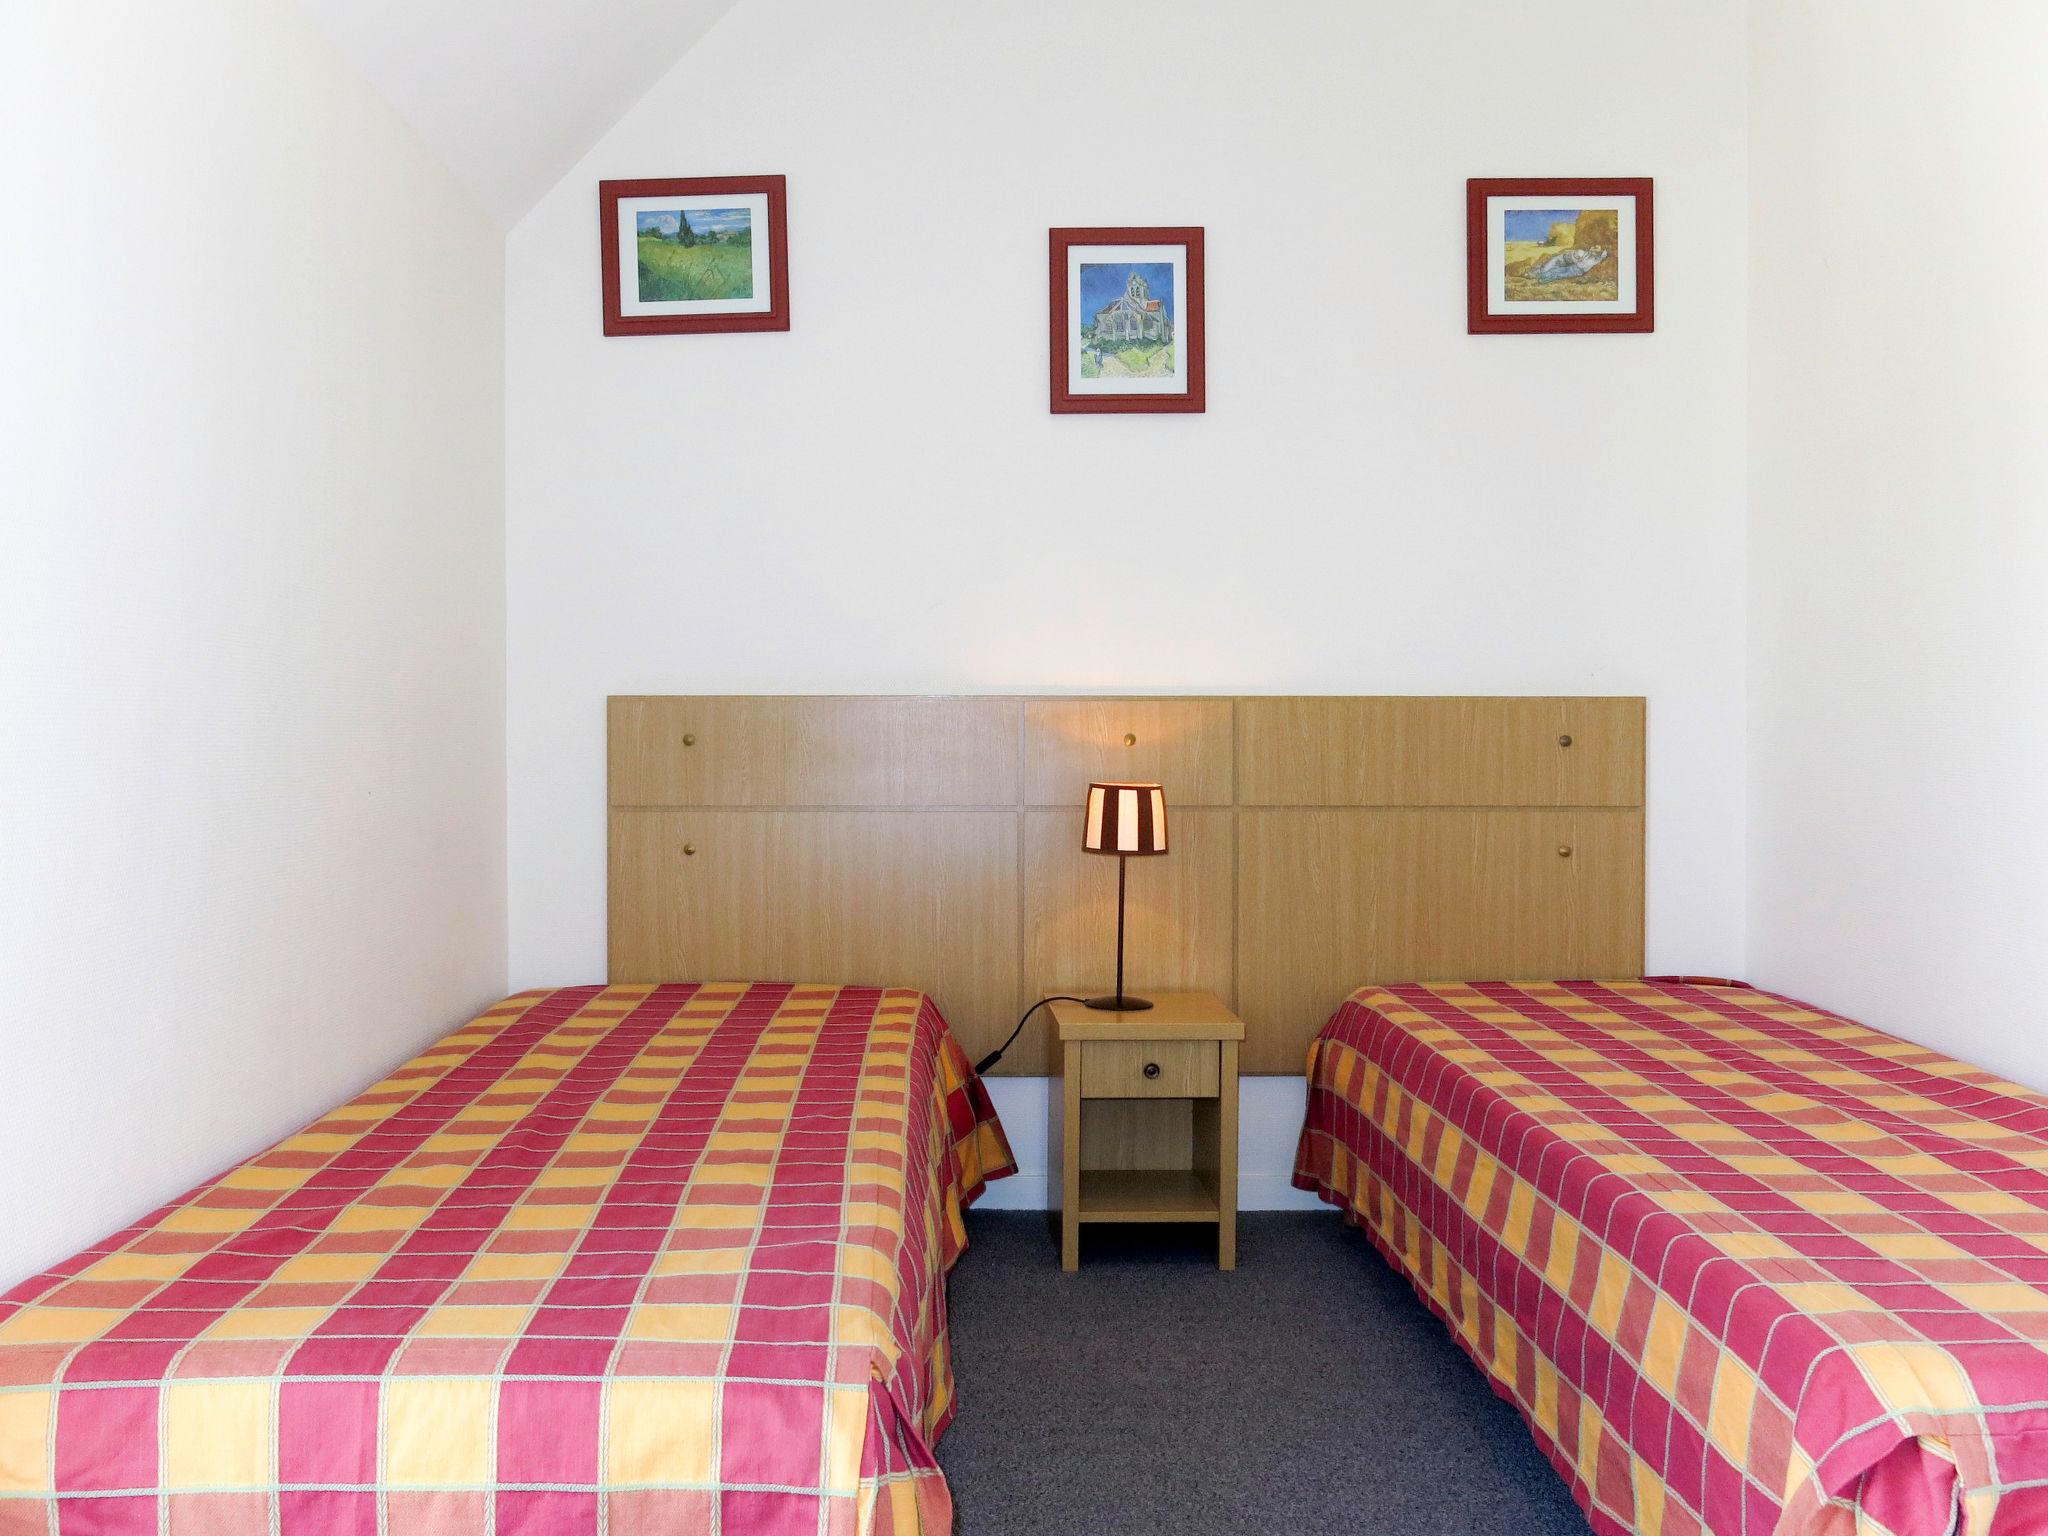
<box><xmin>1486</xmin><ymin>194</ymin><xmax>1637</xmax><ymax>316</ymax></box>
<box><xmin>617</xmin><ymin>192</ymin><xmax>772</xmax><ymax>317</ymax></box>
<box><xmin>1066</xmin><ymin>243</ymin><xmax>1190</xmax><ymax>395</ymax></box>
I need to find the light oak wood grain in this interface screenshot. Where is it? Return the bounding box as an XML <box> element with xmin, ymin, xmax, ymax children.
<box><xmin>1194</xmin><ymin>1039</ymin><xmax>1239</xmax><ymax>1268</ymax></box>
<box><xmin>608</xmin><ymin>808</ymin><xmax>1019</xmax><ymax>1061</ymax></box>
<box><xmin>1052</xmin><ymin>995</ymin><xmax>1243</xmax><ymax>1268</ymax></box>
<box><xmin>1023</xmin><ymin>698</ymin><xmax>1234</xmax><ymax>806</ymax></box>
<box><xmin>1078</xmin><ymin>1098</ymin><xmax>1193</xmax><ymax>1171</ymax></box>
<box><xmin>1237</xmin><ymin>696</ymin><xmax>1644</xmax><ymax>807</ymax></box>
<box><xmin>1237</xmin><ymin>807</ymin><xmax>1646</xmax><ymax>1073</ymax></box>
<box><xmin>607</xmin><ymin>695</ymin><xmax>1645</xmax><ymax>1079</ymax></box>
<box><xmin>1047</xmin><ymin>991</ymin><xmax>1248</xmax><ymax>1040</ymax></box>
<box><xmin>1081</xmin><ymin>1039</ymin><xmax>1219</xmax><ymax>1098</ymax></box>
<box><xmin>1023</xmin><ymin>809</ymin><xmax>1234</xmax><ymax>1038</ymax></box>
<box><xmin>609</xmin><ymin>696</ymin><xmax>1018</xmax><ymax>807</ymax></box>
<box><xmin>1055</xmin><ymin>1039</ymin><xmax>1081</xmax><ymax>1268</ymax></box>
<box><xmin>1074</xmin><ymin>1169</ymin><xmax>1220</xmax><ymax>1222</ymax></box>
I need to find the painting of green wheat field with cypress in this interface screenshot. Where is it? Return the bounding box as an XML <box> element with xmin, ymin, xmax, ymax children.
<box><xmin>600</xmin><ymin>176</ymin><xmax>786</xmax><ymax>336</ymax></box>
<box><xmin>636</xmin><ymin>207</ymin><xmax>753</xmax><ymax>302</ymax></box>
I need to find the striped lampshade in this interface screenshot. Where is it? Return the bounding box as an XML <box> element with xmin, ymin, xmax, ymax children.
<box><xmin>1082</xmin><ymin>782</ymin><xmax>1168</xmax><ymax>856</ymax></box>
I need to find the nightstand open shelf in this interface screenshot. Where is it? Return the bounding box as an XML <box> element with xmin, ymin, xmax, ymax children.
<box><xmin>1047</xmin><ymin>991</ymin><xmax>1244</xmax><ymax>1270</ymax></box>
<box><xmin>1077</xmin><ymin>1167</ymin><xmax>1222</xmax><ymax>1223</ymax></box>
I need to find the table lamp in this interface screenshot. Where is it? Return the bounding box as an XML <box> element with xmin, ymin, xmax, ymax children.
<box><xmin>1082</xmin><ymin>781</ymin><xmax>1168</xmax><ymax>1010</ymax></box>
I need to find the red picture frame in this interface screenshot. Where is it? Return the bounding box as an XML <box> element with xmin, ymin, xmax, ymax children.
<box><xmin>600</xmin><ymin>175</ymin><xmax>790</xmax><ymax>337</ymax></box>
<box><xmin>1466</xmin><ymin>178</ymin><xmax>1653</xmax><ymax>335</ymax></box>
<box><xmin>1049</xmin><ymin>226</ymin><xmax>1205</xmax><ymax>414</ymax></box>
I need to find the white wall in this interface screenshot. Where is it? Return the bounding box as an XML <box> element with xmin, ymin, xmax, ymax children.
<box><xmin>1748</xmin><ymin>2</ymin><xmax>2048</xmax><ymax>1089</ymax></box>
<box><xmin>296</xmin><ymin>0</ymin><xmax>744</xmax><ymax>225</ymax></box>
<box><xmin>0</xmin><ymin>0</ymin><xmax>507</xmax><ymax>1281</ymax></box>
<box><xmin>506</xmin><ymin>0</ymin><xmax>1750</xmax><ymax>1204</ymax></box>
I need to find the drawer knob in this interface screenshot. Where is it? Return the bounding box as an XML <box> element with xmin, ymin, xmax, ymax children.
<box><xmin>1558</xmin><ymin>733</ymin><xmax>1574</xmax><ymax>748</ymax></box>
<box><xmin>1142</xmin><ymin>1061</ymin><xmax>1161</xmax><ymax>1079</ymax></box>
<box><xmin>1557</xmin><ymin>845</ymin><xmax>1572</xmax><ymax>858</ymax></box>
<box><xmin>682</xmin><ymin>733</ymin><xmax>696</xmax><ymax>746</ymax></box>
<box><xmin>1123</xmin><ymin>732</ymin><xmax>1138</xmax><ymax>747</ymax></box>
<box><xmin>683</xmin><ymin>843</ymin><xmax>697</xmax><ymax>856</ymax></box>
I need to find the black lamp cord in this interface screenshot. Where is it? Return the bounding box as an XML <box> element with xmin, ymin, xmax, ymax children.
<box><xmin>974</xmin><ymin>996</ymin><xmax>1087</xmax><ymax>1076</ymax></box>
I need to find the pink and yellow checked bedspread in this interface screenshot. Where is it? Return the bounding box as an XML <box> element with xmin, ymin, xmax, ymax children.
<box><xmin>1294</xmin><ymin>979</ymin><xmax>2048</xmax><ymax>1536</ymax></box>
<box><xmin>0</xmin><ymin>982</ymin><xmax>1013</xmax><ymax>1536</ymax></box>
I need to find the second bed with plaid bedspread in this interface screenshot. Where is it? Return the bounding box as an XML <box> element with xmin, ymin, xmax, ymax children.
<box><xmin>0</xmin><ymin>981</ymin><xmax>1013</xmax><ymax>1536</ymax></box>
<box><xmin>1295</xmin><ymin>978</ymin><xmax>2048</xmax><ymax>1536</ymax></box>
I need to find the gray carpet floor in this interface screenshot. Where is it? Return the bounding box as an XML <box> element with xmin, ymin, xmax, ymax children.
<box><xmin>941</xmin><ymin>1211</ymin><xmax>1594</xmax><ymax>1536</ymax></box>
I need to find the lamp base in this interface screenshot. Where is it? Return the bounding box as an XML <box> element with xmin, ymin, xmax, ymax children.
<box><xmin>1083</xmin><ymin>994</ymin><xmax>1154</xmax><ymax>1012</ymax></box>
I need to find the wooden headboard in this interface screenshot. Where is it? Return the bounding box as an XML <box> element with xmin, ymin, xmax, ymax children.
<box><xmin>608</xmin><ymin>695</ymin><xmax>1645</xmax><ymax>1075</ymax></box>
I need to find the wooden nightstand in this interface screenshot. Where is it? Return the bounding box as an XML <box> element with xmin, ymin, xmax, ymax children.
<box><xmin>1047</xmin><ymin>991</ymin><xmax>1244</xmax><ymax>1271</ymax></box>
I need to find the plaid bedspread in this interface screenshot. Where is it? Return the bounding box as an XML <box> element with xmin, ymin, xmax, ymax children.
<box><xmin>0</xmin><ymin>982</ymin><xmax>1013</xmax><ymax>1536</ymax></box>
<box><xmin>1294</xmin><ymin>979</ymin><xmax>2048</xmax><ymax>1536</ymax></box>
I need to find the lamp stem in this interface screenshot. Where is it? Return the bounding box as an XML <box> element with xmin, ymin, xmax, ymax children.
<box><xmin>1114</xmin><ymin>853</ymin><xmax>1127</xmax><ymax>1007</ymax></box>
<box><xmin>1083</xmin><ymin>847</ymin><xmax>1152</xmax><ymax>1011</ymax></box>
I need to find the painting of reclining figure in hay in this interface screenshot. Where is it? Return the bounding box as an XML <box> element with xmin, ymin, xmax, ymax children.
<box><xmin>1500</xmin><ymin>206</ymin><xmax>1621</xmax><ymax>303</ymax></box>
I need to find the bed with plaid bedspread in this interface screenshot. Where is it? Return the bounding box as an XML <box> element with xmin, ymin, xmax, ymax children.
<box><xmin>1294</xmin><ymin>978</ymin><xmax>2048</xmax><ymax>1536</ymax></box>
<box><xmin>0</xmin><ymin>982</ymin><xmax>1013</xmax><ymax>1536</ymax></box>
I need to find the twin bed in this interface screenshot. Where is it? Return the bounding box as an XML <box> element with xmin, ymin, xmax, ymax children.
<box><xmin>1295</xmin><ymin>977</ymin><xmax>2048</xmax><ymax>1536</ymax></box>
<box><xmin>0</xmin><ymin>983</ymin><xmax>1010</xmax><ymax>1536</ymax></box>
<box><xmin>8</xmin><ymin>697</ymin><xmax>2047</xmax><ymax>1536</ymax></box>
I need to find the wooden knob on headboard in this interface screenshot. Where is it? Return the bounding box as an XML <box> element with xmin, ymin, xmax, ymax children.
<box><xmin>1557</xmin><ymin>845</ymin><xmax>1573</xmax><ymax>858</ymax></box>
<box><xmin>1123</xmin><ymin>732</ymin><xmax>1138</xmax><ymax>747</ymax></box>
<box><xmin>1558</xmin><ymin>734</ymin><xmax>1574</xmax><ymax>748</ymax></box>
<box><xmin>683</xmin><ymin>843</ymin><xmax>697</xmax><ymax>856</ymax></box>
<box><xmin>682</xmin><ymin>733</ymin><xmax>696</xmax><ymax>746</ymax></box>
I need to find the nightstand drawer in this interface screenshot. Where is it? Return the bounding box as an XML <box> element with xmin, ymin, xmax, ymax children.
<box><xmin>1081</xmin><ymin>1040</ymin><xmax>1218</xmax><ymax>1099</ymax></box>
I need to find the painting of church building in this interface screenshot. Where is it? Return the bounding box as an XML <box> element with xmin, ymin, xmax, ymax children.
<box><xmin>1051</xmin><ymin>226</ymin><xmax>1202</xmax><ymax>410</ymax></box>
<box><xmin>1091</xmin><ymin>268</ymin><xmax>1173</xmax><ymax>344</ymax></box>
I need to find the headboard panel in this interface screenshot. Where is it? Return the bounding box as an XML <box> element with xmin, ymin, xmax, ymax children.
<box><xmin>610</xmin><ymin>695</ymin><xmax>1018</xmax><ymax>807</ymax></box>
<box><xmin>608</xmin><ymin>695</ymin><xmax>1645</xmax><ymax>1075</ymax></box>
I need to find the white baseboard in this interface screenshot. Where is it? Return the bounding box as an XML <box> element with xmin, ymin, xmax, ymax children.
<box><xmin>975</xmin><ymin>1173</ymin><xmax>1049</xmax><ymax>1210</ymax></box>
<box><xmin>1240</xmin><ymin>1172</ymin><xmax>1327</xmax><ymax>1211</ymax></box>
<box><xmin>973</xmin><ymin>1170</ymin><xmax>1326</xmax><ymax>1213</ymax></box>
<box><xmin>976</xmin><ymin>1074</ymin><xmax>1326</xmax><ymax>1213</ymax></box>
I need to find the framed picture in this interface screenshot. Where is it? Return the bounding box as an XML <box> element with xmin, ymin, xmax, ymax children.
<box><xmin>1049</xmin><ymin>227</ymin><xmax>1205</xmax><ymax>413</ymax></box>
<box><xmin>600</xmin><ymin>175</ymin><xmax>789</xmax><ymax>336</ymax></box>
<box><xmin>1466</xmin><ymin>178</ymin><xmax>1653</xmax><ymax>334</ymax></box>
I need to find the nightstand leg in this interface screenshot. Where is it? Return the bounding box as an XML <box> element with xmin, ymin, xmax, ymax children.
<box><xmin>1217</xmin><ymin>1040</ymin><xmax>1239</xmax><ymax>1270</ymax></box>
<box><xmin>1059</xmin><ymin>1044</ymin><xmax>1082</xmax><ymax>1271</ymax></box>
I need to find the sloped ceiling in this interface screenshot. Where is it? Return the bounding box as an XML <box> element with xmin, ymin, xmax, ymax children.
<box><xmin>297</xmin><ymin>0</ymin><xmax>742</xmax><ymax>226</ymax></box>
